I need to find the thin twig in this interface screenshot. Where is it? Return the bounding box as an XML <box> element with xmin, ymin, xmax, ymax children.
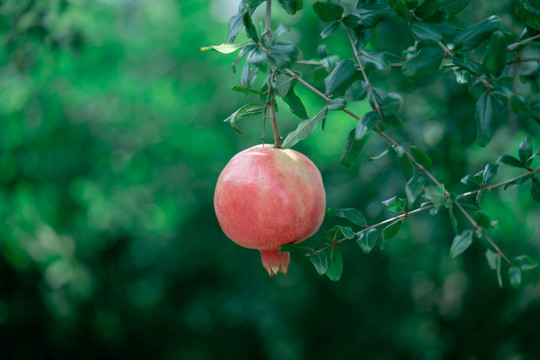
<box><xmin>507</xmin><ymin>33</ymin><xmax>540</xmax><ymax>51</ymax></box>
<box><xmin>458</xmin><ymin>167</ymin><xmax>540</xmax><ymax>198</ymax></box>
<box><xmin>264</xmin><ymin>0</ymin><xmax>282</xmax><ymax>148</ymax></box>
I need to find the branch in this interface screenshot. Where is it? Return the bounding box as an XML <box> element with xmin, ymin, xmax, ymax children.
<box><xmin>309</xmin><ymin>167</ymin><xmax>539</xmax><ymax>258</ymax></box>
<box><xmin>264</xmin><ymin>0</ymin><xmax>283</xmax><ymax>148</ymax></box>
<box><xmin>507</xmin><ymin>33</ymin><xmax>540</xmax><ymax>51</ymax></box>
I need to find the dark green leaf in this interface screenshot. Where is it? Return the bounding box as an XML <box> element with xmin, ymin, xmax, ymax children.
<box><xmin>474</xmin><ymin>211</ymin><xmax>493</xmax><ymax>229</ymax></box>
<box><xmin>496</xmin><ymin>251</ymin><xmax>503</xmax><ymax>287</ymax></box>
<box><xmin>325</xmin><ymin>246</ymin><xmax>343</xmax><ymax>281</ymax></box>
<box><xmin>497</xmin><ymin>155</ymin><xmax>527</xmax><ymax>169</ymax></box>
<box><xmin>346</xmin><ymin>80</ymin><xmax>368</xmax><ymax>102</ymax></box>
<box><xmin>461</xmin><ymin>175</ymin><xmax>481</xmax><ymax>187</ymax></box>
<box><xmin>482</xmin><ymin>30</ymin><xmax>507</xmax><ymax>78</ymax></box>
<box><xmin>232</xmin><ymin>86</ymin><xmax>263</xmax><ymax>94</ymax></box>
<box><xmin>410</xmin><ymin>146</ymin><xmax>432</xmax><ymax>170</ymax></box>
<box><xmin>381</xmin><ymin>196</ymin><xmax>407</xmax><ymax>213</ymax></box>
<box><xmin>440</xmin><ymin>0</ymin><xmax>469</xmax><ymax>15</ymax></box>
<box><xmin>516</xmin><ymin>5</ymin><xmax>540</xmax><ymax>31</ymax></box>
<box><xmin>325</xmin><ymin>60</ymin><xmax>355</xmax><ymax>95</ymax></box>
<box><xmin>482</xmin><ymin>163</ymin><xmax>499</xmax><ymax>184</ymax></box>
<box><xmin>452</xmin><ymin>57</ymin><xmax>482</xmax><ymax>76</ymax></box>
<box><xmin>313</xmin><ymin>1</ymin><xmax>344</xmax><ymax>22</ymax></box>
<box><xmin>232</xmin><ymin>44</ymin><xmax>256</xmax><ymax>73</ymax></box>
<box><xmin>279</xmin><ymin>243</ymin><xmax>312</xmax><ymax>253</ymax></box>
<box><xmin>415</xmin><ymin>0</ymin><xmax>442</xmax><ymax>19</ymax></box>
<box><xmin>503</xmin><ymin>175</ymin><xmax>531</xmax><ymax>190</ymax></box>
<box><xmin>475</xmin><ymin>92</ymin><xmax>495</xmax><ymax>147</ymax></box>
<box><xmin>359</xmin><ymin>50</ymin><xmax>390</xmax><ymax>72</ymax></box>
<box><xmin>402</xmin><ymin>47</ymin><xmax>443</xmax><ymax>77</ymax></box>
<box><xmin>338</xmin><ymin>225</ymin><xmax>356</xmax><ymax>239</ymax></box>
<box><xmin>411</xmin><ymin>22</ymin><xmax>443</xmax><ymax>44</ymax></box>
<box><xmin>457</xmin><ymin>196</ymin><xmax>482</xmax><ymax>211</ymax></box>
<box><xmin>309</xmin><ymin>251</ymin><xmax>328</xmax><ymax>275</ymax></box>
<box><xmin>453</xmin><ymin>15</ymin><xmax>501</xmax><ymax>51</ymax></box>
<box><xmin>382</xmin><ymin>220</ymin><xmax>402</xmax><ymax>240</ymax></box>
<box><xmin>328</xmin><ymin>98</ymin><xmax>347</xmax><ymax>110</ymax></box>
<box><xmin>224</xmin><ymin>103</ymin><xmax>265</xmax><ymax>133</ymax></box>
<box><xmin>241</xmin><ymin>60</ymin><xmax>259</xmax><ymax>87</ymax></box>
<box><xmin>317</xmin><ymin>44</ymin><xmax>328</xmax><ymax>58</ymax></box>
<box><xmin>282</xmin><ymin>107</ymin><xmax>328</xmax><ymax>148</ymax></box>
<box><xmin>267</xmin><ymin>42</ymin><xmax>300</xmax><ymax>68</ymax></box>
<box><xmin>518</xmin><ymin>137</ymin><xmax>533</xmax><ymax>164</ymax></box>
<box><xmin>349</xmin><ymin>4</ymin><xmax>395</xmax><ymax>28</ymax></box>
<box><xmin>406</xmin><ymin>174</ymin><xmax>427</xmax><ymax>206</ymax></box>
<box><xmin>513</xmin><ymin>255</ymin><xmax>538</xmax><ymax>271</ymax></box>
<box><xmin>355</xmin><ymin>111</ymin><xmax>377</xmax><ymax>140</ymax></box>
<box><xmin>392</xmin><ymin>146</ymin><xmax>414</xmax><ymax>180</ymax></box>
<box><xmin>276</xmin><ymin>0</ymin><xmax>304</xmax><ymax>15</ymax></box>
<box><xmin>227</xmin><ymin>12</ymin><xmax>245</xmax><ymax>43</ymax></box>
<box><xmin>389</xmin><ymin>0</ymin><xmax>413</xmax><ymax>20</ymax></box>
<box><xmin>321</xmin><ymin>21</ymin><xmax>340</xmax><ymax>39</ymax></box>
<box><xmin>532</xmin><ymin>177</ymin><xmax>540</xmax><ymax>202</ymax></box>
<box><xmin>243</xmin><ymin>12</ymin><xmax>259</xmax><ymax>42</ymax></box>
<box><xmin>510</xmin><ymin>93</ymin><xmax>528</xmax><ymax>115</ymax></box>
<box><xmin>449</xmin><ymin>229</ymin><xmax>473</xmax><ymax>257</ymax></box>
<box><xmin>528</xmin><ymin>149</ymin><xmax>540</xmax><ymax>163</ymax></box>
<box><xmin>340</xmin><ymin>128</ymin><xmax>367</xmax><ymax>168</ymax></box>
<box><xmin>327</xmin><ymin>208</ymin><xmax>367</xmax><ymax>227</ymax></box>
<box><xmin>508</xmin><ymin>266</ymin><xmax>521</xmax><ymax>288</ymax></box>
<box><xmin>529</xmin><ymin>94</ymin><xmax>540</xmax><ymax>124</ymax></box>
<box><xmin>283</xmin><ymin>89</ymin><xmax>309</xmax><ymax>119</ymax></box>
<box><xmin>357</xmin><ymin>229</ymin><xmax>379</xmax><ymax>254</ymax></box>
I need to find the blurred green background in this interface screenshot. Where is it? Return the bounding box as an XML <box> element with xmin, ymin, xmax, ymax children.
<box><xmin>1</xmin><ymin>0</ymin><xmax>539</xmax><ymax>359</ymax></box>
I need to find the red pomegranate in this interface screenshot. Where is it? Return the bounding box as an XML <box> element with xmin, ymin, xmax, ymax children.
<box><xmin>214</xmin><ymin>145</ymin><xmax>326</xmax><ymax>276</ymax></box>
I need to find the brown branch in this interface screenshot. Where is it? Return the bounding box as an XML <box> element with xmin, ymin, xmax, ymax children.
<box><xmin>507</xmin><ymin>33</ymin><xmax>540</xmax><ymax>51</ymax></box>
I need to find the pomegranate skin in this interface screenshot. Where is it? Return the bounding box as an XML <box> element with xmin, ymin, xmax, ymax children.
<box><xmin>214</xmin><ymin>145</ymin><xmax>326</xmax><ymax>274</ymax></box>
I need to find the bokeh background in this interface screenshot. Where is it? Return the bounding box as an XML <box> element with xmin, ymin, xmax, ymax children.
<box><xmin>1</xmin><ymin>0</ymin><xmax>539</xmax><ymax>359</ymax></box>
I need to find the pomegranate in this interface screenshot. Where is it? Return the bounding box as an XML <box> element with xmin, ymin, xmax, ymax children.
<box><xmin>214</xmin><ymin>144</ymin><xmax>326</xmax><ymax>276</ymax></box>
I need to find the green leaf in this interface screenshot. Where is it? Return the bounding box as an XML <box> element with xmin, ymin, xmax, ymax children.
<box><xmin>510</xmin><ymin>93</ymin><xmax>528</xmax><ymax>115</ymax></box>
<box><xmin>321</xmin><ymin>21</ymin><xmax>340</xmax><ymax>39</ymax></box>
<box><xmin>243</xmin><ymin>11</ymin><xmax>259</xmax><ymax>42</ymax></box>
<box><xmin>411</xmin><ymin>22</ymin><xmax>443</xmax><ymax>44</ymax></box>
<box><xmin>359</xmin><ymin>50</ymin><xmax>390</xmax><ymax>72</ymax></box>
<box><xmin>452</xmin><ymin>57</ymin><xmax>482</xmax><ymax>76</ymax></box>
<box><xmin>508</xmin><ymin>266</ymin><xmax>521</xmax><ymax>288</ymax></box>
<box><xmin>224</xmin><ymin>103</ymin><xmax>265</xmax><ymax>133</ymax></box>
<box><xmin>325</xmin><ymin>60</ymin><xmax>355</xmax><ymax>95</ymax></box>
<box><xmin>503</xmin><ymin>175</ymin><xmax>531</xmax><ymax>190</ymax></box>
<box><xmin>276</xmin><ymin>0</ymin><xmax>304</xmax><ymax>15</ymax></box>
<box><xmin>440</xmin><ymin>0</ymin><xmax>469</xmax><ymax>15</ymax></box>
<box><xmin>516</xmin><ymin>5</ymin><xmax>540</xmax><ymax>31</ymax></box>
<box><xmin>340</xmin><ymin>128</ymin><xmax>366</xmax><ymax>168</ymax></box>
<box><xmin>201</xmin><ymin>40</ymin><xmax>252</xmax><ymax>54</ymax></box>
<box><xmin>449</xmin><ymin>229</ymin><xmax>473</xmax><ymax>257</ymax></box>
<box><xmin>449</xmin><ymin>205</ymin><xmax>459</xmax><ymax>234</ymax></box>
<box><xmin>232</xmin><ymin>86</ymin><xmax>263</xmax><ymax>94</ymax></box>
<box><xmin>325</xmin><ymin>247</ymin><xmax>343</xmax><ymax>281</ymax></box>
<box><xmin>532</xmin><ymin>177</ymin><xmax>540</xmax><ymax>202</ymax></box>
<box><xmin>424</xmin><ymin>185</ymin><xmax>446</xmax><ymax>206</ymax></box>
<box><xmin>529</xmin><ymin>94</ymin><xmax>540</xmax><ymax>124</ymax></box>
<box><xmin>309</xmin><ymin>251</ymin><xmax>328</xmax><ymax>275</ymax></box>
<box><xmin>497</xmin><ymin>155</ymin><xmax>527</xmax><ymax>169</ymax></box>
<box><xmin>513</xmin><ymin>255</ymin><xmax>538</xmax><ymax>271</ymax></box>
<box><xmin>241</xmin><ymin>60</ymin><xmax>259</xmax><ymax>87</ymax></box>
<box><xmin>406</xmin><ymin>174</ymin><xmax>426</xmax><ymax>206</ymax></box>
<box><xmin>313</xmin><ymin>1</ymin><xmax>344</xmax><ymax>22</ymax></box>
<box><xmin>357</xmin><ymin>229</ymin><xmax>379</xmax><ymax>254</ymax></box>
<box><xmin>486</xmin><ymin>249</ymin><xmax>498</xmax><ymax>270</ymax></box>
<box><xmin>457</xmin><ymin>196</ymin><xmax>481</xmax><ymax>211</ymax></box>
<box><xmin>382</xmin><ymin>220</ymin><xmax>402</xmax><ymax>240</ymax></box>
<box><xmin>410</xmin><ymin>146</ymin><xmax>432</xmax><ymax>170</ymax></box>
<box><xmin>392</xmin><ymin>146</ymin><xmax>414</xmax><ymax>180</ymax></box>
<box><xmin>328</xmin><ymin>98</ymin><xmax>347</xmax><ymax>111</ymax></box>
<box><xmin>482</xmin><ymin>30</ymin><xmax>507</xmax><ymax>78</ymax></box>
<box><xmin>355</xmin><ymin>111</ymin><xmax>377</xmax><ymax>140</ymax></box>
<box><xmin>283</xmin><ymin>89</ymin><xmax>309</xmax><ymax>119</ymax></box>
<box><xmin>402</xmin><ymin>47</ymin><xmax>443</xmax><ymax>78</ymax></box>
<box><xmin>389</xmin><ymin>0</ymin><xmax>412</xmax><ymax>20</ymax></box>
<box><xmin>348</xmin><ymin>4</ymin><xmax>395</xmax><ymax>28</ymax></box>
<box><xmin>482</xmin><ymin>163</ymin><xmax>499</xmax><ymax>184</ymax></box>
<box><xmin>453</xmin><ymin>15</ymin><xmax>501</xmax><ymax>51</ymax></box>
<box><xmin>338</xmin><ymin>225</ymin><xmax>356</xmax><ymax>239</ymax></box>
<box><xmin>282</xmin><ymin>107</ymin><xmax>328</xmax><ymax>148</ymax></box>
<box><xmin>279</xmin><ymin>243</ymin><xmax>312</xmax><ymax>253</ymax></box>
<box><xmin>496</xmin><ymin>251</ymin><xmax>503</xmax><ymax>287</ymax></box>
<box><xmin>461</xmin><ymin>174</ymin><xmax>481</xmax><ymax>187</ymax></box>
<box><xmin>267</xmin><ymin>42</ymin><xmax>300</xmax><ymax>68</ymax></box>
<box><xmin>414</xmin><ymin>0</ymin><xmax>442</xmax><ymax>19</ymax></box>
<box><xmin>381</xmin><ymin>196</ymin><xmax>407</xmax><ymax>213</ymax></box>
<box><xmin>327</xmin><ymin>208</ymin><xmax>367</xmax><ymax>227</ymax></box>
<box><xmin>475</xmin><ymin>92</ymin><xmax>495</xmax><ymax>147</ymax></box>
<box><xmin>227</xmin><ymin>12</ymin><xmax>246</xmax><ymax>43</ymax></box>
<box><xmin>346</xmin><ymin>81</ymin><xmax>368</xmax><ymax>102</ymax></box>
<box><xmin>518</xmin><ymin>137</ymin><xmax>533</xmax><ymax>165</ymax></box>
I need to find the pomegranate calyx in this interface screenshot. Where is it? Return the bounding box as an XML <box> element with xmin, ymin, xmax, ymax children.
<box><xmin>260</xmin><ymin>249</ymin><xmax>290</xmax><ymax>276</ymax></box>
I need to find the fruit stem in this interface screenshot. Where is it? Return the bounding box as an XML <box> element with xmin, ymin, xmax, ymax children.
<box><xmin>264</xmin><ymin>0</ymin><xmax>282</xmax><ymax>149</ymax></box>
